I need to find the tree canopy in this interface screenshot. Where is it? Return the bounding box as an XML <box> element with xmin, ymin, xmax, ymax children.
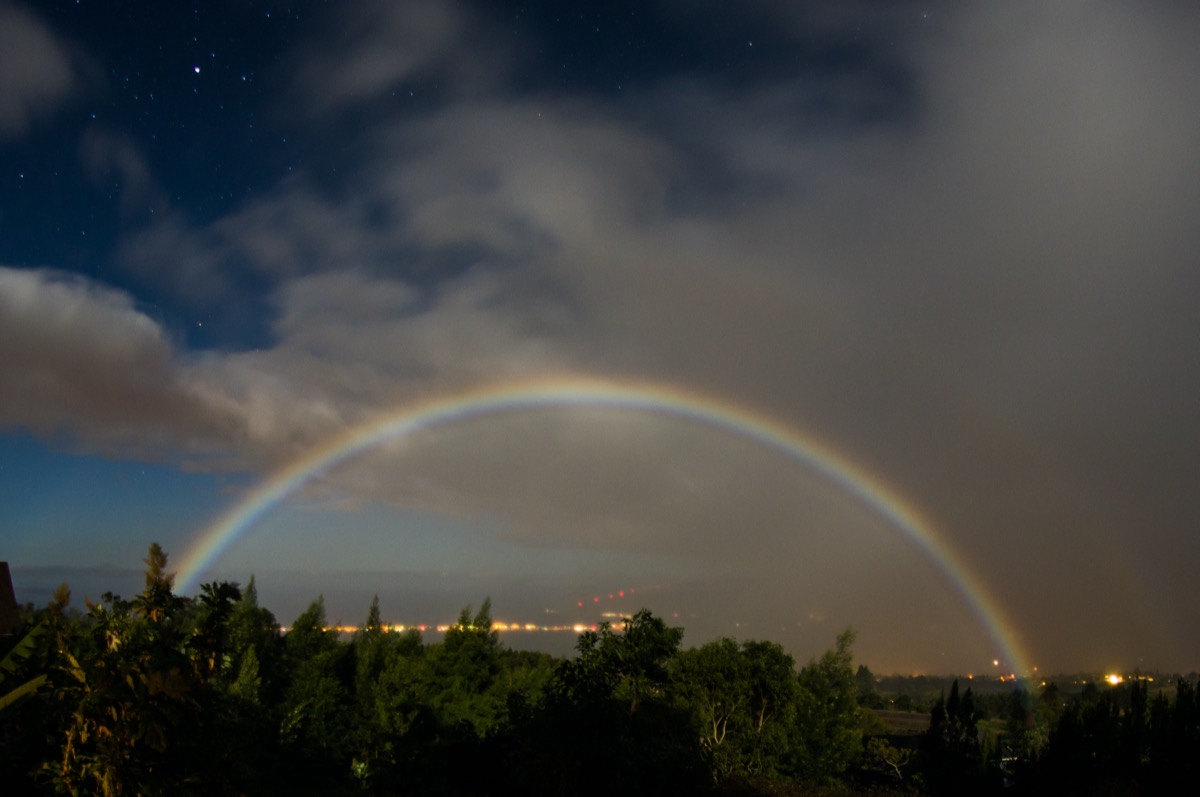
<box><xmin>2</xmin><ymin>544</ymin><xmax>1196</xmax><ymax>796</ymax></box>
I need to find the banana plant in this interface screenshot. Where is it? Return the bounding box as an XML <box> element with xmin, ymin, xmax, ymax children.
<box><xmin>0</xmin><ymin>621</ymin><xmax>47</xmax><ymax>712</ymax></box>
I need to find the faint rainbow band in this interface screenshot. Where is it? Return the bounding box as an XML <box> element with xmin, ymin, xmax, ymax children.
<box><xmin>176</xmin><ymin>375</ymin><xmax>1032</xmax><ymax>674</ymax></box>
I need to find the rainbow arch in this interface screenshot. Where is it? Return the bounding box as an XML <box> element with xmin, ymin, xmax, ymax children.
<box><xmin>176</xmin><ymin>375</ymin><xmax>1031</xmax><ymax>674</ymax></box>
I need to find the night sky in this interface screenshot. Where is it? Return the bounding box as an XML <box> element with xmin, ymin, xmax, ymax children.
<box><xmin>3</xmin><ymin>0</ymin><xmax>1199</xmax><ymax>675</ymax></box>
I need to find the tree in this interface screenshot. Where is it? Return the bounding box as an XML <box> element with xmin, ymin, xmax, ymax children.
<box><xmin>352</xmin><ymin>595</ymin><xmax>390</xmax><ymax>713</ymax></box>
<box><xmin>284</xmin><ymin>596</ymin><xmax>336</xmax><ymax>664</ymax></box>
<box><xmin>923</xmin><ymin>679</ymin><xmax>992</xmax><ymax>794</ymax></box>
<box><xmin>673</xmin><ymin>638</ymin><xmax>749</xmax><ymax>780</ymax></box>
<box><xmin>740</xmin><ymin>640</ymin><xmax>798</xmax><ymax>777</ymax></box>
<box><xmin>865</xmin><ymin>737</ymin><xmax>915</xmax><ymax>785</ymax></box>
<box><xmin>1003</xmin><ymin>687</ymin><xmax>1049</xmax><ymax>771</ymax></box>
<box><xmin>189</xmin><ymin>580</ymin><xmax>241</xmax><ymax>681</ymax></box>
<box><xmin>431</xmin><ymin>598</ymin><xmax>505</xmax><ymax>735</ymax></box>
<box><xmin>223</xmin><ymin>575</ymin><xmax>282</xmax><ymax>705</ymax></box>
<box><xmin>134</xmin><ymin>543</ymin><xmax>183</xmax><ymax>626</ymax></box>
<box><xmin>530</xmin><ymin>609</ymin><xmax>700</xmax><ymax>797</ymax></box>
<box><xmin>791</xmin><ymin>628</ymin><xmax>863</xmax><ymax>784</ymax></box>
<box><xmin>47</xmin><ymin>544</ymin><xmax>203</xmax><ymax>796</ymax></box>
<box><xmin>672</xmin><ymin>637</ymin><xmax>798</xmax><ymax>783</ymax></box>
<box><xmin>364</xmin><ymin>594</ymin><xmax>384</xmax><ymax>635</ymax></box>
<box><xmin>0</xmin><ymin>592</ymin><xmax>67</xmax><ymax>793</ymax></box>
<box><xmin>583</xmin><ymin>609</ymin><xmax>684</xmax><ymax>715</ymax></box>
<box><xmin>856</xmin><ymin>663</ymin><xmax>886</xmax><ymax>709</ymax></box>
<box><xmin>278</xmin><ymin>596</ymin><xmax>355</xmax><ymax>786</ymax></box>
<box><xmin>0</xmin><ymin>621</ymin><xmax>48</xmax><ymax>713</ymax></box>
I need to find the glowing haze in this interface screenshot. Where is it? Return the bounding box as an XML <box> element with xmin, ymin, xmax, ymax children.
<box><xmin>2</xmin><ymin>1</ymin><xmax>1199</xmax><ymax>674</ymax></box>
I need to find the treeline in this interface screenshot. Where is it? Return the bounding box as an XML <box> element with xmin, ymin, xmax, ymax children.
<box><xmin>2</xmin><ymin>544</ymin><xmax>1198</xmax><ymax>796</ymax></box>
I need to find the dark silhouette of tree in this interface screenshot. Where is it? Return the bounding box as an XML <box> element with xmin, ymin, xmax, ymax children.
<box><xmin>189</xmin><ymin>580</ymin><xmax>241</xmax><ymax>681</ymax></box>
<box><xmin>921</xmin><ymin>679</ymin><xmax>997</xmax><ymax>794</ymax></box>
<box><xmin>856</xmin><ymin>663</ymin><xmax>886</xmax><ymax>709</ymax></box>
<box><xmin>513</xmin><ymin>609</ymin><xmax>701</xmax><ymax>797</ymax></box>
<box><xmin>277</xmin><ymin>596</ymin><xmax>355</xmax><ymax>790</ymax></box>
<box><xmin>1144</xmin><ymin>677</ymin><xmax>1200</xmax><ymax>790</ymax></box>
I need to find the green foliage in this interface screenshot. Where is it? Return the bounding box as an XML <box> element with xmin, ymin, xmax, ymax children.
<box><xmin>921</xmin><ymin>679</ymin><xmax>1002</xmax><ymax>794</ymax></box>
<box><xmin>672</xmin><ymin>637</ymin><xmax>798</xmax><ymax>783</ymax></box>
<box><xmin>279</xmin><ymin>596</ymin><xmax>355</xmax><ymax>776</ymax></box>
<box><xmin>526</xmin><ymin>609</ymin><xmax>700</xmax><ymax>797</ymax></box>
<box><xmin>223</xmin><ymin>574</ymin><xmax>283</xmax><ymax>704</ymax></box>
<box><xmin>133</xmin><ymin>543</ymin><xmax>183</xmax><ymax>626</ymax></box>
<box><xmin>740</xmin><ymin>639</ymin><xmax>799</xmax><ymax>775</ymax></box>
<box><xmin>865</xmin><ymin>737</ymin><xmax>915</xmax><ymax>785</ymax></box>
<box><xmin>229</xmin><ymin>643</ymin><xmax>261</xmax><ymax>703</ymax></box>
<box><xmin>286</xmin><ymin>595</ymin><xmax>336</xmax><ymax>663</ymax></box>
<box><xmin>573</xmin><ymin>609</ymin><xmax>684</xmax><ymax>715</ymax></box>
<box><xmin>1002</xmin><ymin>686</ymin><xmax>1049</xmax><ymax>764</ymax></box>
<box><xmin>18</xmin><ymin>543</ymin><xmax>1200</xmax><ymax>796</ymax></box>
<box><xmin>0</xmin><ymin>621</ymin><xmax>48</xmax><ymax>712</ymax></box>
<box><xmin>45</xmin><ymin>546</ymin><xmax>201</xmax><ymax>795</ymax></box>
<box><xmin>674</xmin><ymin>638</ymin><xmax>748</xmax><ymax>778</ymax></box>
<box><xmin>1025</xmin><ymin>676</ymin><xmax>1200</xmax><ymax>794</ymax></box>
<box><xmin>791</xmin><ymin>627</ymin><xmax>864</xmax><ymax>783</ymax></box>
<box><xmin>189</xmin><ymin>580</ymin><xmax>241</xmax><ymax>681</ymax></box>
<box><xmin>364</xmin><ymin>594</ymin><xmax>383</xmax><ymax>635</ymax></box>
<box><xmin>430</xmin><ymin>598</ymin><xmax>505</xmax><ymax>735</ymax></box>
<box><xmin>856</xmin><ymin>663</ymin><xmax>886</xmax><ymax>709</ymax></box>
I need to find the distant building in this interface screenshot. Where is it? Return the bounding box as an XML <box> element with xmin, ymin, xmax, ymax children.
<box><xmin>0</xmin><ymin>562</ymin><xmax>19</xmax><ymax>636</ymax></box>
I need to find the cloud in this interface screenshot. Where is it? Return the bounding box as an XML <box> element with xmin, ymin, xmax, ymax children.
<box><xmin>116</xmin><ymin>185</ymin><xmax>363</xmax><ymax>306</ymax></box>
<box><xmin>287</xmin><ymin>0</ymin><xmax>505</xmax><ymax>114</ymax></box>
<box><xmin>0</xmin><ymin>3</ymin><xmax>78</xmax><ymax>139</ymax></box>
<box><xmin>21</xmin><ymin>0</ymin><xmax>1200</xmax><ymax>667</ymax></box>
<box><xmin>108</xmin><ymin>0</ymin><xmax>1200</xmax><ymax>524</ymax></box>
<box><xmin>0</xmin><ymin>266</ymin><xmax>242</xmax><ymax>462</ymax></box>
<box><xmin>79</xmin><ymin>129</ymin><xmax>168</xmax><ymax>220</ymax></box>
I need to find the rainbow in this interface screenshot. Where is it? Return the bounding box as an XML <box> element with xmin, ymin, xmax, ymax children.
<box><xmin>176</xmin><ymin>375</ymin><xmax>1031</xmax><ymax>674</ymax></box>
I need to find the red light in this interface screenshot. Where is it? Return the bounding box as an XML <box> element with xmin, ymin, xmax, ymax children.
<box><xmin>618</xmin><ymin>591</ymin><xmax>625</xmax><ymax>597</ymax></box>
<box><xmin>593</xmin><ymin>597</ymin><xmax>600</xmax><ymax>603</ymax></box>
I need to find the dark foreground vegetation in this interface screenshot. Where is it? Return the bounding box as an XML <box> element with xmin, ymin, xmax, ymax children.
<box><xmin>3</xmin><ymin>545</ymin><xmax>1198</xmax><ymax>796</ymax></box>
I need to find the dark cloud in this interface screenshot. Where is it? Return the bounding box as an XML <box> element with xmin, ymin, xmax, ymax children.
<box><xmin>79</xmin><ymin>128</ymin><xmax>168</xmax><ymax>220</ymax></box>
<box><xmin>0</xmin><ymin>266</ymin><xmax>242</xmax><ymax>462</ymax></box>
<box><xmin>287</xmin><ymin>0</ymin><xmax>506</xmax><ymax>114</ymax></box>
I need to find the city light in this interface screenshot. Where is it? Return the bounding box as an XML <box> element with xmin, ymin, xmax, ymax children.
<box><xmin>299</xmin><ymin>620</ymin><xmax>613</xmax><ymax>636</ymax></box>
